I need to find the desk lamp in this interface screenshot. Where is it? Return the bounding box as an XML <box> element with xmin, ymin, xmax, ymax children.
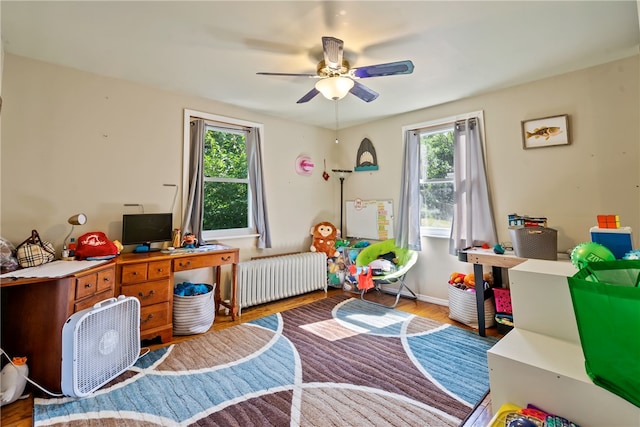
<box><xmin>63</xmin><ymin>213</ymin><xmax>87</xmax><ymax>256</ymax></box>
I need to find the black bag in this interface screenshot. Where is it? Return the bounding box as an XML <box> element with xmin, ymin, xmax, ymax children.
<box><xmin>15</xmin><ymin>230</ymin><xmax>56</xmax><ymax>268</ymax></box>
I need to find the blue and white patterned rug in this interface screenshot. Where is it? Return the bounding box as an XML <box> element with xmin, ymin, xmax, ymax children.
<box><xmin>34</xmin><ymin>295</ymin><xmax>498</xmax><ymax>426</ymax></box>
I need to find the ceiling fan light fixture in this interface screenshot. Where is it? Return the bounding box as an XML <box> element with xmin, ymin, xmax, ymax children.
<box><xmin>315</xmin><ymin>77</ymin><xmax>354</xmax><ymax>100</ymax></box>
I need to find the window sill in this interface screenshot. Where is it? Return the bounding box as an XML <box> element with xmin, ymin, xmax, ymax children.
<box><xmin>204</xmin><ymin>233</ymin><xmax>260</xmax><ymax>243</ymax></box>
<box><xmin>421</xmin><ymin>227</ymin><xmax>450</xmax><ymax>239</ymax></box>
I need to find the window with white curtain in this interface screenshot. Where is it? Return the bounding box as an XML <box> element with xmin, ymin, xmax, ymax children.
<box><xmin>404</xmin><ymin>111</ymin><xmax>486</xmax><ymax>239</ymax></box>
<box><xmin>183</xmin><ymin>109</ymin><xmax>268</xmax><ymax>243</ymax></box>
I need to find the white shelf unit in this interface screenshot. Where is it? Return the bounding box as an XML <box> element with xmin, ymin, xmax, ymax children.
<box><xmin>487</xmin><ymin>259</ymin><xmax>640</xmax><ymax>426</ymax></box>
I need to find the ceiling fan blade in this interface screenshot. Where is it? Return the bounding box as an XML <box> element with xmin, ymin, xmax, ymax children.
<box><xmin>322</xmin><ymin>36</ymin><xmax>344</xmax><ymax>72</ymax></box>
<box><xmin>296</xmin><ymin>88</ymin><xmax>320</xmax><ymax>104</ymax></box>
<box><xmin>350</xmin><ymin>60</ymin><xmax>415</xmax><ymax>79</ymax></box>
<box><xmin>349</xmin><ymin>81</ymin><xmax>379</xmax><ymax>103</ymax></box>
<box><xmin>257</xmin><ymin>72</ymin><xmax>317</xmax><ymax>77</ymax></box>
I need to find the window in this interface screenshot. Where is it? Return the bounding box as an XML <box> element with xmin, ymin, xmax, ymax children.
<box><xmin>183</xmin><ymin>109</ymin><xmax>267</xmax><ymax>242</ymax></box>
<box><xmin>419</xmin><ymin>123</ymin><xmax>455</xmax><ymax>237</ymax></box>
<box><xmin>405</xmin><ymin>111</ymin><xmax>484</xmax><ymax>239</ymax></box>
<box><xmin>202</xmin><ymin>124</ymin><xmax>249</xmax><ymax>234</ymax></box>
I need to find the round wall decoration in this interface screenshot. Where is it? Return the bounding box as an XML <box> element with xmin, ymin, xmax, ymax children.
<box><xmin>295</xmin><ymin>155</ymin><xmax>314</xmax><ymax>176</ymax></box>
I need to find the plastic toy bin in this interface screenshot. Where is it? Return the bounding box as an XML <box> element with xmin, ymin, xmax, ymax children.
<box><xmin>567</xmin><ymin>260</ymin><xmax>640</xmax><ymax>408</ymax></box>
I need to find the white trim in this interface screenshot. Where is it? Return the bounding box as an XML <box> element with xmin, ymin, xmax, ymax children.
<box><xmin>402</xmin><ymin>110</ymin><xmax>484</xmax><ymax>133</ymax></box>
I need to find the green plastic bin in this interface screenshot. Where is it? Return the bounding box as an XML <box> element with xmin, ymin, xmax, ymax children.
<box><xmin>567</xmin><ymin>260</ymin><xmax>640</xmax><ymax>408</ymax></box>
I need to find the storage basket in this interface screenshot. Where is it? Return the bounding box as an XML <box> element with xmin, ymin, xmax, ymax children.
<box><xmin>493</xmin><ymin>287</ymin><xmax>512</xmax><ymax>314</ymax></box>
<box><xmin>448</xmin><ymin>285</ymin><xmax>495</xmax><ymax>329</ymax></box>
<box><xmin>173</xmin><ymin>283</ymin><xmax>215</xmax><ymax>336</ymax></box>
<box><xmin>509</xmin><ymin>226</ymin><xmax>558</xmax><ymax>260</ymax></box>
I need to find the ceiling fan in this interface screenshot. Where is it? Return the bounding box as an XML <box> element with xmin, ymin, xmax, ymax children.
<box><xmin>256</xmin><ymin>36</ymin><xmax>414</xmax><ymax>104</ymax></box>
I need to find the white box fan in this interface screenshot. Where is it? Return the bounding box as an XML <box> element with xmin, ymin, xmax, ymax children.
<box><xmin>62</xmin><ymin>295</ymin><xmax>140</xmax><ymax>397</ymax></box>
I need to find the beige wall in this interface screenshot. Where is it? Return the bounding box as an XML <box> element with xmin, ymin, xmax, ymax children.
<box><xmin>338</xmin><ymin>55</ymin><xmax>640</xmax><ymax>302</ymax></box>
<box><xmin>2</xmin><ymin>53</ymin><xmax>639</xmax><ymax>304</ymax></box>
<box><xmin>1</xmin><ymin>54</ymin><xmax>337</xmax><ymax>259</ymax></box>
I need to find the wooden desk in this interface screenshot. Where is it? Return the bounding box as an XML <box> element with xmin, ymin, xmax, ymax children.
<box><xmin>116</xmin><ymin>245</ymin><xmax>239</xmax><ymax>343</ymax></box>
<box><xmin>1</xmin><ymin>261</ymin><xmax>116</xmax><ymax>393</ymax></box>
<box><xmin>458</xmin><ymin>248</ymin><xmax>526</xmax><ymax>336</ymax></box>
<box><xmin>0</xmin><ymin>245</ymin><xmax>239</xmax><ymax>394</ymax></box>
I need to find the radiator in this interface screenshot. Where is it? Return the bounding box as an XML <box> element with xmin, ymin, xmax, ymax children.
<box><xmin>238</xmin><ymin>252</ymin><xmax>327</xmax><ymax>311</ymax></box>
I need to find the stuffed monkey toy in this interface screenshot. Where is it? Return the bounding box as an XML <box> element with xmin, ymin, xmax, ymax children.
<box><xmin>309</xmin><ymin>221</ymin><xmax>340</xmax><ymax>258</ymax></box>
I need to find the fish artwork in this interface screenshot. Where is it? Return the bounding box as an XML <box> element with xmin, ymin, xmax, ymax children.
<box><xmin>526</xmin><ymin>126</ymin><xmax>562</xmax><ymax>140</ymax></box>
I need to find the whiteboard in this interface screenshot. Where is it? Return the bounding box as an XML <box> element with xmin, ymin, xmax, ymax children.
<box><xmin>345</xmin><ymin>199</ymin><xmax>394</xmax><ymax>240</ymax></box>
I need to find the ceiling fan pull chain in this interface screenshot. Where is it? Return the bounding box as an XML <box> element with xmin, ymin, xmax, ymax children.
<box><xmin>335</xmin><ymin>100</ymin><xmax>340</xmax><ymax>144</ymax></box>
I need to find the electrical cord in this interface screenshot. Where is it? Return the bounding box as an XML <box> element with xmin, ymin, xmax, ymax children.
<box><xmin>1</xmin><ymin>347</ymin><xmax>151</xmax><ymax>399</ymax></box>
<box><xmin>0</xmin><ymin>348</ymin><xmax>63</xmax><ymax>398</ymax></box>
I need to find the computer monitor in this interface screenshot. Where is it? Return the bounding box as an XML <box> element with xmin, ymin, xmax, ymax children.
<box><xmin>122</xmin><ymin>213</ymin><xmax>173</xmax><ymax>253</ymax></box>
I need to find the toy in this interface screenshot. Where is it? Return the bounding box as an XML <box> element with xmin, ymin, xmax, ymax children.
<box><xmin>1</xmin><ymin>356</ymin><xmax>28</xmax><ymax>407</ymax></box>
<box><xmin>181</xmin><ymin>233</ymin><xmax>198</xmax><ymax>249</ymax></box>
<box><xmin>309</xmin><ymin>221</ymin><xmax>339</xmax><ymax>258</ymax></box>
<box><xmin>570</xmin><ymin>242</ymin><xmax>616</xmax><ymax>268</ymax></box>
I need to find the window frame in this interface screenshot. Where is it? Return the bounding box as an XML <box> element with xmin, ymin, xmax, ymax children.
<box><xmin>403</xmin><ymin>110</ymin><xmax>485</xmax><ymax>238</ymax></box>
<box><xmin>183</xmin><ymin>109</ymin><xmax>263</xmax><ymax>241</ymax></box>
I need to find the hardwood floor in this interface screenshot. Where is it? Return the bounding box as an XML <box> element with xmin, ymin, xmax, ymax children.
<box><xmin>0</xmin><ymin>288</ymin><xmax>501</xmax><ymax>426</ymax></box>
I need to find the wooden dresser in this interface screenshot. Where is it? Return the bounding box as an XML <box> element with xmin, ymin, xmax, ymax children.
<box><xmin>116</xmin><ymin>256</ymin><xmax>173</xmax><ymax>343</ymax></box>
<box><xmin>0</xmin><ymin>261</ymin><xmax>116</xmax><ymax>393</ymax></box>
<box><xmin>115</xmin><ymin>245</ymin><xmax>239</xmax><ymax>344</ymax></box>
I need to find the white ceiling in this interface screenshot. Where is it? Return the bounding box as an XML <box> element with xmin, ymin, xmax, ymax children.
<box><xmin>2</xmin><ymin>1</ymin><xmax>639</xmax><ymax>129</ymax></box>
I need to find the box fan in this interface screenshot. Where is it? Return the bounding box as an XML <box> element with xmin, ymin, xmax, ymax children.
<box><xmin>62</xmin><ymin>296</ymin><xmax>140</xmax><ymax>397</ymax></box>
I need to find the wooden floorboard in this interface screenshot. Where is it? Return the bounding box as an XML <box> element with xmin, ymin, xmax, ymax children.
<box><xmin>1</xmin><ymin>288</ymin><xmax>501</xmax><ymax>426</ymax></box>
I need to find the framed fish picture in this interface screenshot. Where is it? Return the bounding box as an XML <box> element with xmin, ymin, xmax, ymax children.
<box><xmin>521</xmin><ymin>114</ymin><xmax>570</xmax><ymax>149</ymax></box>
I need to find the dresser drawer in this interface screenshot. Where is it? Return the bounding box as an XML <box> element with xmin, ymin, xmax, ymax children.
<box><xmin>121</xmin><ymin>263</ymin><xmax>148</xmax><ymax>284</ymax></box>
<box><xmin>148</xmin><ymin>260</ymin><xmax>171</xmax><ymax>280</ymax></box>
<box><xmin>174</xmin><ymin>252</ymin><xmax>237</xmax><ymax>271</ymax></box>
<box><xmin>97</xmin><ymin>267</ymin><xmax>115</xmax><ymax>293</ymax></box>
<box><xmin>140</xmin><ymin>302</ymin><xmax>170</xmax><ymax>331</ymax></box>
<box><xmin>123</xmin><ymin>279</ymin><xmax>170</xmax><ymax>307</ymax></box>
<box><xmin>75</xmin><ymin>274</ymin><xmax>97</xmax><ymax>300</ymax></box>
<box><xmin>74</xmin><ymin>289</ymin><xmax>113</xmax><ymax>312</ymax></box>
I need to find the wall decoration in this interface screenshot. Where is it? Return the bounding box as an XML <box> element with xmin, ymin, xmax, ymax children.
<box><xmin>521</xmin><ymin>114</ymin><xmax>570</xmax><ymax>149</ymax></box>
<box><xmin>295</xmin><ymin>155</ymin><xmax>314</xmax><ymax>176</ymax></box>
<box><xmin>354</xmin><ymin>138</ymin><xmax>379</xmax><ymax>171</ymax></box>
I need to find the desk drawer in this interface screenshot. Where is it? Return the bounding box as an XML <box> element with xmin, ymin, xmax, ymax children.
<box><xmin>123</xmin><ymin>279</ymin><xmax>170</xmax><ymax>307</ymax></box>
<box><xmin>140</xmin><ymin>302</ymin><xmax>170</xmax><ymax>331</ymax></box>
<box><xmin>121</xmin><ymin>263</ymin><xmax>148</xmax><ymax>284</ymax></box>
<box><xmin>174</xmin><ymin>252</ymin><xmax>236</xmax><ymax>271</ymax></box>
<box><xmin>97</xmin><ymin>267</ymin><xmax>115</xmax><ymax>293</ymax></box>
<box><xmin>74</xmin><ymin>289</ymin><xmax>113</xmax><ymax>312</ymax></box>
<box><xmin>75</xmin><ymin>274</ymin><xmax>97</xmax><ymax>300</ymax></box>
<box><xmin>148</xmin><ymin>260</ymin><xmax>171</xmax><ymax>280</ymax></box>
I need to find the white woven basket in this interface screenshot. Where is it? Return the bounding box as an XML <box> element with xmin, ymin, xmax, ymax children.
<box><xmin>448</xmin><ymin>285</ymin><xmax>495</xmax><ymax>329</ymax></box>
<box><xmin>173</xmin><ymin>283</ymin><xmax>215</xmax><ymax>336</ymax></box>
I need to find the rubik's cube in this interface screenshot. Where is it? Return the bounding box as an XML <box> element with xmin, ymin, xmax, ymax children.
<box><xmin>597</xmin><ymin>214</ymin><xmax>620</xmax><ymax>229</ymax></box>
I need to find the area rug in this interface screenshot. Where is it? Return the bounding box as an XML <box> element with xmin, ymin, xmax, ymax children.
<box><xmin>34</xmin><ymin>295</ymin><xmax>498</xmax><ymax>426</ymax></box>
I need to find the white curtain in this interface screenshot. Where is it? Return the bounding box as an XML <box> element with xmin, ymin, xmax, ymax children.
<box><xmin>395</xmin><ymin>130</ymin><xmax>422</xmax><ymax>251</ymax></box>
<box><xmin>449</xmin><ymin>118</ymin><xmax>497</xmax><ymax>254</ymax></box>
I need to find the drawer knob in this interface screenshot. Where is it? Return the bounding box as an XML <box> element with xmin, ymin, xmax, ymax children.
<box><xmin>103</xmin><ymin>277</ymin><xmax>111</xmax><ymax>282</ymax></box>
<box><xmin>180</xmin><ymin>261</ymin><xmax>191</xmax><ymax>267</ymax></box>
<box><xmin>84</xmin><ymin>283</ymin><xmax>92</xmax><ymax>289</ymax></box>
<box><xmin>141</xmin><ymin>314</ymin><xmax>154</xmax><ymax>324</ymax></box>
<box><xmin>132</xmin><ymin>272</ymin><xmax>138</xmax><ymax>276</ymax></box>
